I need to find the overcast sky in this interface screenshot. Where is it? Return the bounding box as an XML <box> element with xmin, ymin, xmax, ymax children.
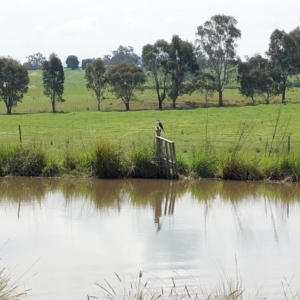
<box><xmin>1</xmin><ymin>0</ymin><xmax>299</xmax><ymax>63</ymax></box>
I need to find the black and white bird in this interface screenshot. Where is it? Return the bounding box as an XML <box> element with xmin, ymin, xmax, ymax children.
<box><xmin>157</xmin><ymin>120</ymin><xmax>165</xmax><ymax>132</ymax></box>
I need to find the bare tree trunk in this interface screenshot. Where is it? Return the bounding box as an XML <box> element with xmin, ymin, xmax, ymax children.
<box><xmin>218</xmin><ymin>89</ymin><xmax>223</xmax><ymax>107</ymax></box>
<box><xmin>125</xmin><ymin>102</ymin><xmax>130</xmax><ymax>111</ymax></box>
<box><xmin>52</xmin><ymin>100</ymin><xmax>56</xmax><ymax>113</ymax></box>
<box><xmin>158</xmin><ymin>99</ymin><xmax>163</xmax><ymax>109</ymax></box>
<box><xmin>97</xmin><ymin>99</ymin><xmax>100</xmax><ymax>111</ymax></box>
<box><xmin>52</xmin><ymin>89</ymin><xmax>56</xmax><ymax>113</ymax></box>
<box><xmin>282</xmin><ymin>79</ymin><xmax>286</xmax><ymax>103</ymax></box>
<box><xmin>5</xmin><ymin>103</ymin><xmax>12</xmax><ymax>115</ymax></box>
<box><xmin>172</xmin><ymin>98</ymin><xmax>176</xmax><ymax>109</ymax></box>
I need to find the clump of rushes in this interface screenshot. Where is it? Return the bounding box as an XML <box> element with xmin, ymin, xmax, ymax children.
<box><xmin>127</xmin><ymin>142</ymin><xmax>159</xmax><ymax>178</ymax></box>
<box><xmin>0</xmin><ymin>145</ymin><xmax>11</xmax><ymax>176</ymax></box>
<box><xmin>222</xmin><ymin>154</ymin><xmax>262</xmax><ymax>181</ymax></box>
<box><xmin>176</xmin><ymin>154</ymin><xmax>189</xmax><ymax>177</ymax></box>
<box><xmin>92</xmin><ymin>141</ymin><xmax>124</xmax><ymax>179</ymax></box>
<box><xmin>263</xmin><ymin>155</ymin><xmax>296</xmax><ymax>181</ymax></box>
<box><xmin>63</xmin><ymin>149</ymin><xmax>91</xmax><ymax>176</ymax></box>
<box><xmin>6</xmin><ymin>146</ymin><xmax>46</xmax><ymax>176</ymax></box>
<box><xmin>42</xmin><ymin>160</ymin><xmax>62</xmax><ymax>177</ymax></box>
<box><xmin>190</xmin><ymin>149</ymin><xmax>219</xmax><ymax>178</ymax></box>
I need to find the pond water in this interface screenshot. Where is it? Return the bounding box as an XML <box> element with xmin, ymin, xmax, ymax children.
<box><xmin>1</xmin><ymin>178</ymin><xmax>300</xmax><ymax>299</ymax></box>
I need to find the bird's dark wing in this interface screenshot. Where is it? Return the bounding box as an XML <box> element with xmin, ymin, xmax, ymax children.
<box><xmin>159</xmin><ymin>122</ymin><xmax>165</xmax><ymax>132</ymax></box>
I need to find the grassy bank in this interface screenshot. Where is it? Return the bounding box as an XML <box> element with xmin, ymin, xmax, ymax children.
<box><xmin>0</xmin><ymin>139</ymin><xmax>300</xmax><ymax>181</ymax></box>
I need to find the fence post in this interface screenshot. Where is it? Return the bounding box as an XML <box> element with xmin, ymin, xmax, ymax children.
<box><xmin>19</xmin><ymin>125</ymin><xmax>22</xmax><ymax>144</ymax></box>
<box><xmin>287</xmin><ymin>136</ymin><xmax>290</xmax><ymax>153</ymax></box>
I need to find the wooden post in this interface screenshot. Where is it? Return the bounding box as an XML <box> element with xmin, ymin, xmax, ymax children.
<box><xmin>165</xmin><ymin>141</ymin><xmax>170</xmax><ymax>178</ymax></box>
<box><xmin>154</xmin><ymin>126</ymin><xmax>178</xmax><ymax>179</ymax></box>
<box><xmin>171</xmin><ymin>143</ymin><xmax>178</xmax><ymax>178</ymax></box>
<box><xmin>287</xmin><ymin>136</ymin><xmax>291</xmax><ymax>153</ymax></box>
<box><xmin>18</xmin><ymin>125</ymin><xmax>22</xmax><ymax>144</ymax></box>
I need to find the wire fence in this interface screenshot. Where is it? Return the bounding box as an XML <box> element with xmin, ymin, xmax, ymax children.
<box><xmin>1</xmin><ymin>124</ymin><xmax>300</xmax><ymax>157</ymax></box>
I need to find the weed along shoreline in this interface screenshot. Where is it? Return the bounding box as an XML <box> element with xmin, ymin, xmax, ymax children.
<box><xmin>0</xmin><ymin>138</ymin><xmax>299</xmax><ymax>182</ymax></box>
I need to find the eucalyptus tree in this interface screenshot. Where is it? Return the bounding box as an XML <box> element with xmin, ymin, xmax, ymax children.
<box><xmin>194</xmin><ymin>73</ymin><xmax>216</xmax><ymax>105</ymax></box>
<box><xmin>142</xmin><ymin>39</ymin><xmax>171</xmax><ymax>109</ymax></box>
<box><xmin>196</xmin><ymin>14</ymin><xmax>241</xmax><ymax>106</ymax></box>
<box><xmin>66</xmin><ymin>55</ymin><xmax>79</xmax><ymax>70</ymax></box>
<box><xmin>237</xmin><ymin>54</ymin><xmax>282</xmax><ymax>104</ymax></box>
<box><xmin>103</xmin><ymin>46</ymin><xmax>141</xmax><ymax>67</ymax></box>
<box><xmin>289</xmin><ymin>27</ymin><xmax>300</xmax><ymax>79</ymax></box>
<box><xmin>82</xmin><ymin>58</ymin><xmax>94</xmax><ymax>70</ymax></box>
<box><xmin>24</xmin><ymin>52</ymin><xmax>46</xmax><ymax>70</ymax></box>
<box><xmin>107</xmin><ymin>62</ymin><xmax>146</xmax><ymax>111</ymax></box>
<box><xmin>85</xmin><ymin>58</ymin><xmax>107</xmax><ymax>111</ymax></box>
<box><xmin>168</xmin><ymin>35</ymin><xmax>198</xmax><ymax>108</ymax></box>
<box><xmin>42</xmin><ymin>53</ymin><xmax>65</xmax><ymax>113</ymax></box>
<box><xmin>0</xmin><ymin>57</ymin><xmax>29</xmax><ymax>115</ymax></box>
<box><xmin>267</xmin><ymin>29</ymin><xmax>299</xmax><ymax>102</ymax></box>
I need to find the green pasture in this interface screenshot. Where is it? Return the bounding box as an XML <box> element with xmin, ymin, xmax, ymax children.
<box><xmin>1</xmin><ymin>103</ymin><xmax>300</xmax><ymax>159</ymax></box>
<box><xmin>2</xmin><ymin>69</ymin><xmax>300</xmax><ymax>115</ymax></box>
<box><xmin>1</xmin><ymin>69</ymin><xmax>300</xmax><ymax>160</ymax></box>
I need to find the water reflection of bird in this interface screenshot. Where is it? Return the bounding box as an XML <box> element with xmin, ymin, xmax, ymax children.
<box><xmin>157</xmin><ymin>120</ymin><xmax>165</xmax><ymax>132</ymax></box>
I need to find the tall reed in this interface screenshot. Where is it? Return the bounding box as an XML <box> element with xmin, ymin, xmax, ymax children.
<box><xmin>0</xmin><ymin>267</ymin><xmax>26</xmax><ymax>300</ymax></box>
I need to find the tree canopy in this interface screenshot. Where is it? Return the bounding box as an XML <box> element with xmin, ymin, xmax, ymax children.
<box><xmin>82</xmin><ymin>58</ymin><xmax>94</xmax><ymax>70</ymax></box>
<box><xmin>267</xmin><ymin>29</ymin><xmax>299</xmax><ymax>102</ymax></box>
<box><xmin>237</xmin><ymin>54</ymin><xmax>282</xmax><ymax>104</ymax></box>
<box><xmin>168</xmin><ymin>35</ymin><xmax>199</xmax><ymax>108</ymax></box>
<box><xmin>142</xmin><ymin>39</ymin><xmax>171</xmax><ymax>109</ymax></box>
<box><xmin>196</xmin><ymin>14</ymin><xmax>241</xmax><ymax>106</ymax></box>
<box><xmin>0</xmin><ymin>57</ymin><xmax>29</xmax><ymax>115</ymax></box>
<box><xmin>103</xmin><ymin>46</ymin><xmax>141</xmax><ymax>67</ymax></box>
<box><xmin>85</xmin><ymin>58</ymin><xmax>107</xmax><ymax>111</ymax></box>
<box><xmin>42</xmin><ymin>53</ymin><xmax>65</xmax><ymax>113</ymax></box>
<box><xmin>66</xmin><ymin>55</ymin><xmax>79</xmax><ymax>70</ymax></box>
<box><xmin>107</xmin><ymin>62</ymin><xmax>146</xmax><ymax>110</ymax></box>
<box><xmin>24</xmin><ymin>52</ymin><xmax>46</xmax><ymax>70</ymax></box>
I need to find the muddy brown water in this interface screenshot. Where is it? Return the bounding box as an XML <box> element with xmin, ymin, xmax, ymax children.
<box><xmin>1</xmin><ymin>178</ymin><xmax>300</xmax><ymax>299</ymax></box>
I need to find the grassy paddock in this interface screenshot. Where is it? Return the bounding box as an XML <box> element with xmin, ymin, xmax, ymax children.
<box><xmin>2</xmin><ymin>71</ymin><xmax>300</xmax><ymax>180</ymax></box>
<box><xmin>1</xmin><ymin>69</ymin><xmax>300</xmax><ymax>115</ymax></box>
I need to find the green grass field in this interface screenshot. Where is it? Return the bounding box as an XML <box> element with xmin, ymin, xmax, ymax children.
<box><xmin>2</xmin><ymin>69</ymin><xmax>300</xmax><ymax>115</ymax></box>
<box><xmin>1</xmin><ymin>69</ymin><xmax>300</xmax><ymax>160</ymax></box>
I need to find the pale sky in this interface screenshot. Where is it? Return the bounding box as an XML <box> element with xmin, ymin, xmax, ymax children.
<box><xmin>1</xmin><ymin>0</ymin><xmax>299</xmax><ymax>63</ymax></box>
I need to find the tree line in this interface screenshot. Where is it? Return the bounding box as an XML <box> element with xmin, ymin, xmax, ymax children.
<box><xmin>1</xmin><ymin>14</ymin><xmax>300</xmax><ymax>114</ymax></box>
